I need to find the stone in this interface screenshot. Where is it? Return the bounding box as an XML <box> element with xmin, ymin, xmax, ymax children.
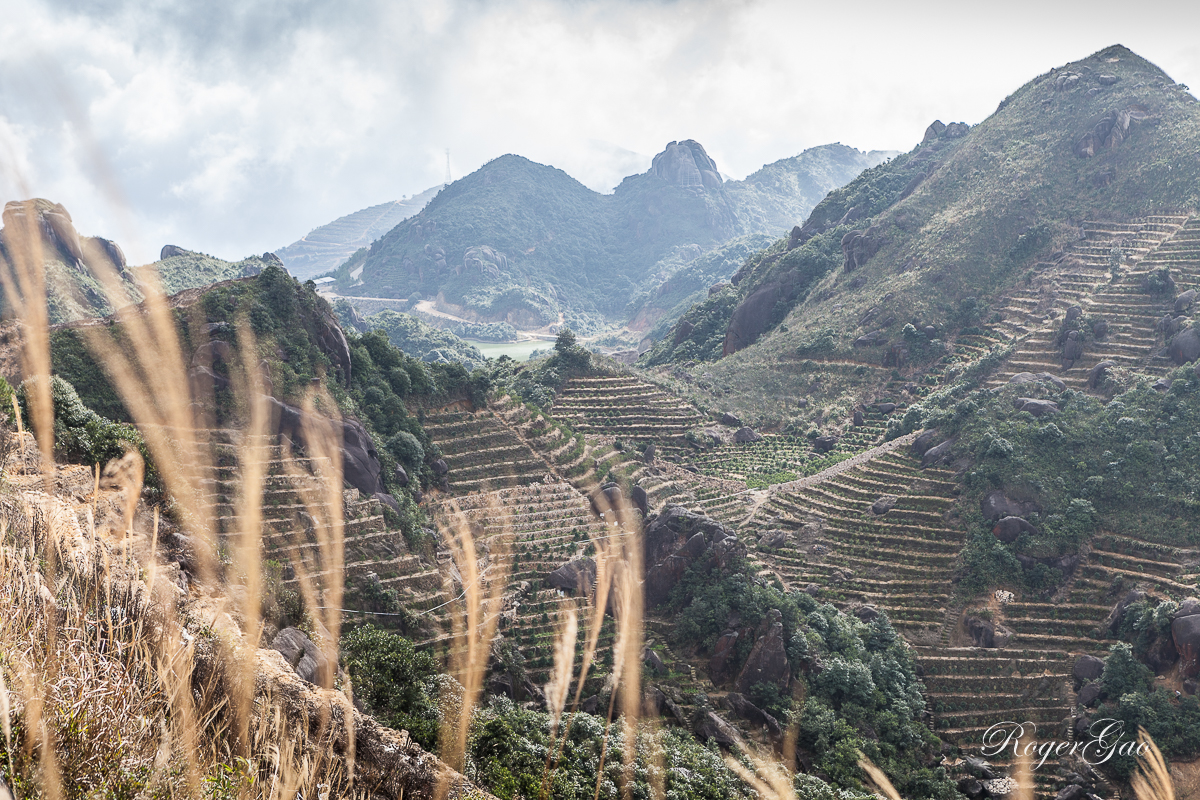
<box><xmin>631</xmin><ymin>485</ymin><xmax>649</xmax><ymax>518</ymax></box>
<box><xmin>709</xmin><ymin>630</ymin><xmax>741</xmax><ymax>684</ymax></box>
<box><xmin>394</xmin><ymin>464</ymin><xmax>409</xmax><ymax>488</ymax></box>
<box><xmin>1093</xmin><ymin>320</ymin><xmax>1109</xmax><ymax>340</ymax></box>
<box><xmin>734</xmin><ymin>427</ymin><xmax>762</xmax><ymax>444</ymax></box>
<box><xmin>921</xmin><ymin>438</ymin><xmax>955</xmax><ymax>467</ymax></box>
<box><xmin>992</xmin><ymin>516</ymin><xmax>1037</xmax><ymax>544</ymax></box>
<box><xmin>853</xmin><ymin>409</ymin><xmax>864</xmax><ymax>426</ymax></box>
<box><xmin>1104</xmin><ymin>590</ymin><xmax>1146</xmax><ymax>634</ymax></box>
<box><xmin>1088</xmin><ymin>361</ymin><xmax>1116</xmax><ymax>389</ymax></box>
<box><xmin>723</xmin><ymin>693</ymin><xmax>782</xmax><ymax>737</ymax></box>
<box><xmin>1174</xmin><ymin>597</ymin><xmax>1200</xmax><ymax>619</ymax></box>
<box><xmin>1153</xmin><ymin>377</ymin><xmax>1174</xmax><ymax>393</ymax></box>
<box><xmin>266</xmin><ymin>396</ymin><xmax>386</xmax><ymax>496</ymax></box>
<box><xmin>430</xmin><ymin>458</ymin><xmax>449</xmax><ymax>475</ymax></box>
<box><xmin>692</xmin><ymin>710</ymin><xmax>738</xmax><ymax>747</ymax></box>
<box><xmin>853</xmin><ymin>605</ymin><xmax>880</xmax><ymax>622</ymax></box>
<box><xmin>651</xmin><ymin>139</ymin><xmax>723</xmax><ymax>189</ymax></box>
<box><xmin>1014</xmin><ymin>397</ymin><xmax>1060</xmax><ymax>417</ymax></box>
<box><xmin>582</xmin><ymin>695</ymin><xmax>601</xmax><ymax>714</ymax></box>
<box><xmin>981</xmin><ymin>491</ymin><xmax>1038</xmax><ymax>521</ymax></box>
<box><xmin>923</xmin><ymin>120</ymin><xmax>946</xmax><ymax>142</ymax></box>
<box><xmin>911</xmin><ymin>429</ymin><xmax>942</xmax><ymax>457</ymax></box>
<box><xmin>813</xmin><ymin>435</ymin><xmax>839</xmax><ymax>453</ymax></box>
<box><xmin>723</xmin><ymin>281</ymin><xmax>786</xmax><ymax>356</ymax></box>
<box><xmin>1077</xmin><ymin>683</ymin><xmax>1101</xmax><ymax>707</ymax></box>
<box><xmin>644</xmin><ymin>507</ymin><xmax>741</xmax><ymax>607</ymax></box>
<box><xmin>841</xmin><ymin>226</ymin><xmax>884</xmax><ymax>272</ymax></box>
<box><xmin>964</xmin><ymin>756</ymin><xmax>996</xmax><ymax>780</ymax></box>
<box><xmin>643</xmin><ymin>648</ymin><xmax>667</xmax><ymax>675</ymax></box>
<box><xmin>160</xmin><ymin>244</ymin><xmax>190</xmax><ymax>260</ymax></box>
<box><xmin>1058</xmin><ymin>784</ymin><xmax>1089</xmax><ymax>800</ymax></box>
<box><xmin>1173</xmin><ymin>614</ymin><xmax>1200</xmax><ymax>679</ymax></box>
<box><xmin>1073</xmin><ymin>655</ymin><xmax>1105</xmax><ymax>683</ymax></box>
<box><xmin>672</xmin><ymin>320</ymin><xmax>695</xmax><ymax>347</ymax></box>
<box><xmin>876</xmin><ymin>402</ymin><xmax>897</xmax><ymax>414</ymax></box>
<box><xmin>271</xmin><ymin>627</ymin><xmax>331</xmax><ymax>685</ymax></box>
<box><xmin>1063</xmin><ymin>335</ymin><xmax>1085</xmax><ymax>361</ymax></box>
<box><xmin>718</xmin><ymin>412</ymin><xmax>742</xmax><ymax>427</ymax></box>
<box><xmin>871</xmin><ymin>495</ymin><xmax>898</xmax><ymax>515</ymax></box>
<box><xmin>1098</xmin><ymin>75</ymin><xmax>1120</xmax><ymax>86</ymax></box>
<box><xmin>1171</xmin><ymin>327</ymin><xmax>1200</xmax><ymax>365</ymax></box>
<box><xmin>643</xmin><ymin>443</ymin><xmax>656</xmax><ymax>464</ymax></box>
<box><xmin>758</xmin><ymin>530</ymin><xmax>788</xmax><ymax>549</ymax></box>
<box><xmin>372</xmin><ymin>492</ymin><xmax>400</xmax><ymax>514</ymax></box>
<box><xmin>547</xmin><ymin>558</ymin><xmax>597</xmax><ymax>596</ymax></box>
<box><xmin>967</xmin><ymin>617</ymin><xmax>995</xmax><ymax>647</ymax></box>
<box><xmin>1177</xmin><ymin>289</ymin><xmax>1198</xmax><ymax>313</ymax></box>
<box><xmin>735</xmin><ymin>609</ymin><xmax>790</xmax><ymax>693</ymax></box>
<box><xmin>83</xmin><ymin>236</ymin><xmax>127</xmax><ymax>272</ymax></box>
<box><xmin>958</xmin><ymin>778</ymin><xmax>984</xmax><ymax>799</ymax></box>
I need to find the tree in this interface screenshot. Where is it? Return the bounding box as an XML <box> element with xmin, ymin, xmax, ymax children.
<box><xmin>554</xmin><ymin>327</ymin><xmax>577</xmax><ymax>352</ymax></box>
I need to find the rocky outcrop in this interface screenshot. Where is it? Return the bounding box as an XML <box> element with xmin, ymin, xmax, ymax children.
<box><xmin>709</xmin><ymin>630</ymin><xmax>741</xmax><ymax>684</ymax></box>
<box><xmin>1074</xmin><ymin>105</ymin><xmax>1151</xmax><ymax>157</ymax></box>
<box><xmin>651</xmin><ymin>140</ymin><xmax>723</xmax><ymax>190</ymax></box>
<box><xmin>271</xmin><ymin>626</ymin><xmax>332</xmax><ymax>685</ymax></box>
<box><xmin>314</xmin><ymin>307</ymin><xmax>354</xmax><ymax>387</ymax></box>
<box><xmin>1169</xmin><ymin>327</ymin><xmax>1200</xmax><ymax>365</ymax></box>
<box><xmin>722</xmin><ymin>692</ymin><xmax>782</xmax><ymax>737</ymax></box>
<box><xmin>733</xmin><ymin>427</ymin><xmax>762</xmax><ymax>443</ymax></box>
<box><xmin>1173</xmin><ymin>614</ymin><xmax>1200</xmax><ymax>679</ymax></box>
<box><xmin>547</xmin><ymin>558</ymin><xmax>596</xmax><ymax>596</ymax></box>
<box><xmin>734</xmin><ymin>609</ymin><xmax>790</xmax><ymax>693</ymax></box>
<box><xmin>1009</xmin><ymin>372</ymin><xmax>1066</xmax><ymax>391</ymax></box>
<box><xmin>266</xmin><ymin>396</ymin><xmax>387</xmax><ymax>498</ymax></box>
<box><xmin>841</xmin><ymin>226</ymin><xmax>883</xmax><ymax>271</ymax></box>
<box><xmin>643</xmin><ymin>506</ymin><xmax>744</xmax><ymax>608</ymax></box>
<box><xmin>992</xmin><ymin>516</ymin><xmax>1037</xmax><ymax>544</ymax></box>
<box><xmin>160</xmin><ymin>244</ymin><xmax>190</xmax><ymax>259</ymax></box>
<box><xmin>722</xmin><ymin>281</ymin><xmax>783</xmax><ymax>356</ymax></box>
<box><xmin>870</xmin><ymin>495</ymin><xmax>898</xmax><ymax>515</ymax></box>
<box><xmin>0</xmin><ymin>199</ymin><xmax>124</xmax><ymax>275</ymax></box>
<box><xmin>981</xmin><ymin>491</ymin><xmax>1040</xmax><ymax>521</ymax></box>
<box><xmin>1073</xmin><ymin>655</ymin><xmax>1105</xmax><ymax>683</ymax></box>
<box><xmin>1013</xmin><ymin>397</ymin><xmax>1059</xmax><ymax>417</ymax></box>
<box><xmin>692</xmin><ymin>710</ymin><xmax>738</xmax><ymax>747</ymax></box>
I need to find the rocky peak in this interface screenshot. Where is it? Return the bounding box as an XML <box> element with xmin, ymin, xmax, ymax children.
<box><xmin>651</xmin><ymin>140</ymin><xmax>723</xmax><ymax>190</ymax></box>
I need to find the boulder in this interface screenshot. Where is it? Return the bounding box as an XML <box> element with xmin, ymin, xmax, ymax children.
<box><xmin>1058</xmin><ymin>785</ymin><xmax>1089</xmax><ymax>800</ymax></box>
<box><xmin>1176</xmin><ymin>289</ymin><xmax>1197</xmax><ymax>314</ymax></box>
<box><xmin>852</xmin><ymin>409</ymin><xmax>864</xmax><ymax>427</ymax></box>
<box><xmin>981</xmin><ymin>491</ymin><xmax>1039</xmax><ymax>521</ymax></box>
<box><xmin>1077</xmin><ymin>683</ymin><xmax>1101</xmax><ymax>707</ymax></box>
<box><xmin>964</xmin><ymin>756</ymin><xmax>996</xmax><ymax>780</ymax></box>
<box><xmin>83</xmin><ymin>236</ymin><xmax>127</xmax><ymax>272</ymax></box>
<box><xmin>723</xmin><ymin>281</ymin><xmax>786</xmax><ymax>356</ymax></box>
<box><xmin>734</xmin><ymin>427</ymin><xmax>762</xmax><ymax>444</ymax></box>
<box><xmin>758</xmin><ymin>530</ymin><xmax>789</xmax><ymax>549</ymax></box>
<box><xmin>723</xmin><ymin>693</ymin><xmax>782</xmax><ymax>737</ymax></box>
<box><xmin>1153</xmin><ymin>377</ymin><xmax>1174</xmax><ymax>393</ymax></box>
<box><xmin>547</xmin><ymin>558</ymin><xmax>597</xmax><ymax>596</ymax></box>
<box><xmin>1014</xmin><ymin>397</ymin><xmax>1060</xmax><ymax>417</ymax></box>
<box><xmin>672</xmin><ymin>320</ymin><xmax>695</xmax><ymax>347</ymax></box>
<box><xmin>394</xmin><ymin>464</ymin><xmax>409</xmax><ymax>488</ymax></box>
<box><xmin>911</xmin><ymin>429</ymin><xmax>942</xmax><ymax>457</ymax></box>
<box><xmin>1073</xmin><ymin>655</ymin><xmax>1105</xmax><ymax>683</ymax></box>
<box><xmin>1173</xmin><ymin>614</ymin><xmax>1200</xmax><ymax>679</ymax></box>
<box><xmin>871</xmin><ymin>495</ymin><xmax>898</xmax><ymax>515</ymax></box>
<box><xmin>853</xmin><ymin>605</ymin><xmax>880</xmax><ymax>622</ymax></box>
<box><xmin>709</xmin><ymin>630</ymin><xmax>741</xmax><ymax>684</ymax></box>
<box><xmin>1174</xmin><ymin>598</ymin><xmax>1200</xmax><ymax>619</ymax></box>
<box><xmin>735</xmin><ymin>609</ymin><xmax>790</xmax><ymax>693</ymax></box>
<box><xmin>813</xmin><ymin>435</ymin><xmax>839</xmax><ymax>453</ymax></box>
<box><xmin>1104</xmin><ymin>590</ymin><xmax>1146</xmax><ymax>634</ymax></box>
<box><xmin>372</xmin><ymin>492</ymin><xmax>400</xmax><ymax>514</ymax></box>
<box><xmin>1093</xmin><ymin>319</ymin><xmax>1109</xmax><ymax>340</ymax></box>
<box><xmin>923</xmin><ymin>120</ymin><xmax>946</xmax><ymax>143</ymax></box>
<box><xmin>841</xmin><ymin>226</ymin><xmax>884</xmax><ymax>272</ymax></box>
<box><xmin>631</xmin><ymin>485</ymin><xmax>649</xmax><ymax>518</ymax></box>
<box><xmin>271</xmin><ymin>627</ymin><xmax>331</xmax><ymax>685</ymax></box>
<box><xmin>992</xmin><ymin>516</ymin><xmax>1037</xmax><ymax>544</ymax></box>
<box><xmin>1169</xmin><ymin>327</ymin><xmax>1200</xmax><ymax>365</ymax></box>
<box><xmin>921</xmin><ymin>438</ymin><xmax>955</xmax><ymax>467</ymax></box>
<box><xmin>1088</xmin><ymin>361</ymin><xmax>1116</xmax><ymax>389</ymax></box>
<box><xmin>718</xmin><ymin>412</ymin><xmax>742</xmax><ymax>427</ymax></box>
<box><xmin>1063</xmin><ymin>333</ymin><xmax>1085</xmax><ymax>362</ymax></box>
<box><xmin>643</xmin><ymin>648</ymin><xmax>668</xmax><ymax>675</ymax></box>
<box><xmin>958</xmin><ymin>779</ymin><xmax>984</xmax><ymax>799</ymax></box>
<box><xmin>265</xmin><ymin>397</ymin><xmax>386</xmax><ymax>496</ymax></box>
<box><xmin>644</xmin><ymin>507</ymin><xmax>741</xmax><ymax>607</ymax></box>
<box><xmin>643</xmin><ymin>443</ymin><xmax>656</xmax><ymax>464</ymax></box>
<box><xmin>1098</xmin><ymin>75</ymin><xmax>1120</xmax><ymax>86</ymax></box>
<box><xmin>429</xmin><ymin>458</ymin><xmax>448</xmax><ymax>475</ymax></box>
<box><xmin>876</xmin><ymin>402</ymin><xmax>897</xmax><ymax>414</ymax></box>
<box><xmin>692</xmin><ymin>710</ymin><xmax>738</xmax><ymax>748</ymax></box>
<box><xmin>967</xmin><ymin>617</ymin><xmax>995</xmax><ymax>648</ymax></box>
<box><xmin>1148</xmin><ymin>634</ymin><xmax>1179</xmax><ymax>673</ymax></box>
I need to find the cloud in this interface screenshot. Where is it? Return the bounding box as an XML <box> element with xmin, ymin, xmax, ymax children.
<box><xmin>0</xmin><ymin>0</ymin><xmax>1196</xmax><ymax>264</ymax></box>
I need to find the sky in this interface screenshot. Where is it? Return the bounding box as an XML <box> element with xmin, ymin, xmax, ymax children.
<box><xmin>0</xmin><ymin>0</ymin><xmax>1198</xmax><ymax>265</ymax></box>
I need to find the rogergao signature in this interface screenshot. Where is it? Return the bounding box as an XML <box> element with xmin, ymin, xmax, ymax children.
<box><xmin>980</xmin><ymin>720</ymin><xmax>1149</xmax><ymax>769</ymax></box>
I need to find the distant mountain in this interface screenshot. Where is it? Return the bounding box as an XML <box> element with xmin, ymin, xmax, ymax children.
<box><xmin>651</xmin><ymin>44</ymin><xmax>1200</xmax><ymax>424</ymax></box>
<box><xmin>332</xmin><ymin>143</ymin><xmax>893</xmax><ymax>332</ymax></box>
<box><xmin>276</xmin><ymin>186</ymin><xmax>441</xmax><ymax>279</ymax></box>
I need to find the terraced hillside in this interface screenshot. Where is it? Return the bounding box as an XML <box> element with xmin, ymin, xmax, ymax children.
<box><xmin>421</xmin><ymin>408</ymin><xmax>550</xmax><ymax>495</ymax></box>
<box><xmin>987</xmin><ymin>214</ymin><xmax>1195</xmax><ymax>389</ymax></box>
<box><xmin>551</xmin><ymin>375</ymin><xmax>704</xmax><ymax>459</ymax></box>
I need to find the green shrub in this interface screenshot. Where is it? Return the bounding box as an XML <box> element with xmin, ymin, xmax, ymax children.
<box><xmin>339</xmin><ymin>625</ymin><xmax>440</xmax><ymax>750</ymax></box>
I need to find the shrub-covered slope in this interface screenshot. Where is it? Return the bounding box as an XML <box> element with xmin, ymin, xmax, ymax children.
<box><xmin>334</xmin><ymin>143</ymin><xmax>890</xmax><ymax>328</ymax></box>
<box><xmin>653</xmin><ymin>45</ymin><xmax>1200</xmax><ymax>429</ymax></box>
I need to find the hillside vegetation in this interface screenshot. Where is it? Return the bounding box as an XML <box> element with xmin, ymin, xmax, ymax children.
<box><xmin>333</xmin><ymin>143</ymin><xmax>891</xmax><ymax>330</ymax></box>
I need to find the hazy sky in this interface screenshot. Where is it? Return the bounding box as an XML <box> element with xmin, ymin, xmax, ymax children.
<box><xmin>1</xmin><ymin>0</ymin><xmax>1198</xmax><ymax>265</ymax></box>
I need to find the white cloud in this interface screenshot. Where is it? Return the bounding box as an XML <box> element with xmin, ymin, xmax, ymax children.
<box><xmin>0</xmin><ymin>0</ymin><xmax>1196</xmax><ymax>264</ymax></box>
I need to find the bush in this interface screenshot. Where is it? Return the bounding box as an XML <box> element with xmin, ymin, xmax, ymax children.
<box><xmin>339</xmin><ymin>625</ymin><xmax>440</xmax><ymax>750</ymax></box>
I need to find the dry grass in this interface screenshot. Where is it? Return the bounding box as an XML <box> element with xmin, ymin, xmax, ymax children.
<box><xmin>1134</xmin><ymin>728</ymin><xmax>1176</xmax><ymax>800</ymax></box>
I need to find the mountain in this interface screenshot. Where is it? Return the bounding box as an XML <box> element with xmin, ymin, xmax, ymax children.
<box><xmin>276</xmin><ymin>186</ymin><xmax>441</xmax><ymax>279</ymax></box>
<box><xmin>0</xmin><ymin>199</ymin><xmax>271</xmax><ymax>325</ymax></box>
<box><xmin>331</xmin><ymin>142</ymin><xmax>893</xmax><ymax>332</ymax></box>
<box><xmin>653</xmin><ymin>44</ymin><xmax>1200</xmax><ymax>426</ymax></box>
